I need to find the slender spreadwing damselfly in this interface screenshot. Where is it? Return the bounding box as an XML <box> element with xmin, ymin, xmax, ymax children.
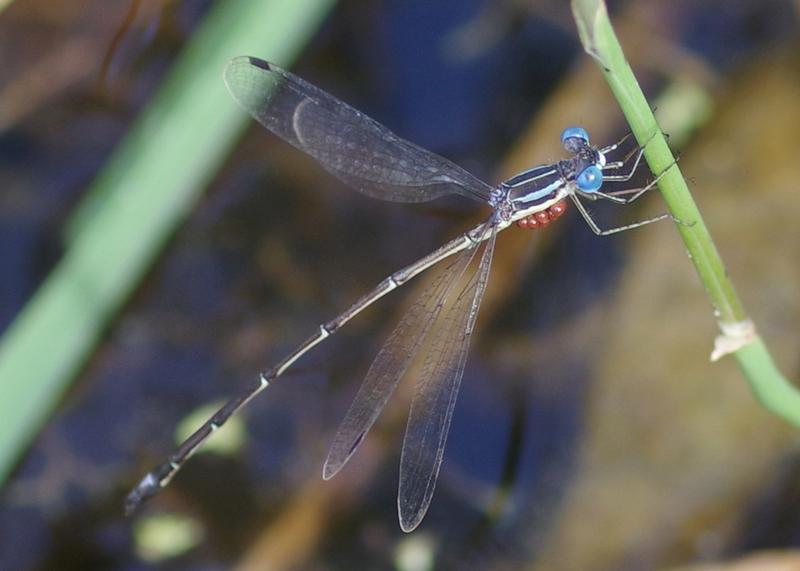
<box><xmin>126</xmin><ymin>56</ymin><xmax>674</xmax><ymax>531</ymax></box>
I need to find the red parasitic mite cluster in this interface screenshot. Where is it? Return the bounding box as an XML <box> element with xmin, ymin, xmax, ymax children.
<box><xmin>516</xmin><ymin>199</ymin><xmax>568</xmax><ymax>230</ymax></box>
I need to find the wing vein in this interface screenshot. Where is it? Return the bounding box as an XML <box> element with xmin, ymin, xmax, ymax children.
<box><xmin>397</xmin><ymin>225</ymin><xmax>497</xmax><ymax>531</ymax></box>
<box><xmin>323</xmin><ymin>226</ymin><xmax>488</xmax><ymax>479</ymax></box>
<box><xmin>224</xmin><ymin>56</ymin><xmax>494</xmax><ymax>204</ymax></box>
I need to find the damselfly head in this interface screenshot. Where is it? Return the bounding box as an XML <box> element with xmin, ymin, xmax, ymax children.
<box><xmin>561</xmin><ymin>126</ymin><xmax>590</xmax><ymax>154</ymax></box>
<box><xmin>560</xmin><ymin>127</ymin><xmax>605</xmax><ymax>193</ymax></box>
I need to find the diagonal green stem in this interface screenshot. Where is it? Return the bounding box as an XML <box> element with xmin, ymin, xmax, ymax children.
<box><xmin>571</xmin><ymin>0</ymin><xmax>800</xmax><ymax>425</ymax></box>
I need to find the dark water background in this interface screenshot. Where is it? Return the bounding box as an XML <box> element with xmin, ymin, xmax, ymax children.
<box><xmin>1</xmin><ymin>1</ymin><xmax>800</xmax><ymax>569</ymax></box>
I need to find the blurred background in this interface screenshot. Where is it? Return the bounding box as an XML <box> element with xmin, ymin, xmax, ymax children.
<box><xmin>1</xmin><ymin>0</ymin><xmax>800</xmax><ymax>569</ymax></box>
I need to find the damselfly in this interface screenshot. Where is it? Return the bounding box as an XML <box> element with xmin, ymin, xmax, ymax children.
<box><xmin>126</xmin><ymin>56</ymin><xmax>672</xmax><ymax>531</ymax></box>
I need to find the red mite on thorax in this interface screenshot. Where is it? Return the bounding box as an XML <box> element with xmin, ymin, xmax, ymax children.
<box><xmin>515</xmin><ymin>199</ymin><xmax>568</xmax><ymax>230</ymax></box>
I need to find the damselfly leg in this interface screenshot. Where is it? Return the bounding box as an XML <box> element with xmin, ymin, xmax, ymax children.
<box><xmin>571</xmin><ymin>157</ymin><xmax>682</xmax><ymax>235</ymax></box>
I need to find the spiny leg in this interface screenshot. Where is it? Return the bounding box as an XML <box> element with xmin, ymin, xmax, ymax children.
<box><xmin>596</xmin><ymin>157</ymin><xmax>679</xmax><ymax>205</ymax></box>
<box><xmin>602</xmin><ymin>144</ymin><xmax>646</xmax><ymax>181</ymax></box>
<box><xmin>601</xmin><ymin>129</ymin><xmax>666</xmax><ymax>180</ymax></box>
<box><xmin>598</xmin><ymin>131</ymin><xmax>634</xmax><ymax>155</ymax></box>
<box><xmin>570</xmin><ymin>194</ymin><xmax>675</xmax><ymax>236</ymax></box>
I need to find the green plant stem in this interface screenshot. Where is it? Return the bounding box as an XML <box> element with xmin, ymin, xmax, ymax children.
<box><xmin>0</xmin><ymin>0</ymin><xmax>335</xmax><ymax>487</ymax></box>
<box><xmin>571</xmin><ymin>0</ymin><xmax>800</xmax><ymax>425</ymax></box>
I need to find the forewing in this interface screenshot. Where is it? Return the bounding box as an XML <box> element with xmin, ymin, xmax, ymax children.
<box><xmin>224</xmin><ymin>57</ymin><xmax>494</xmax><ymax>204</ymax></box>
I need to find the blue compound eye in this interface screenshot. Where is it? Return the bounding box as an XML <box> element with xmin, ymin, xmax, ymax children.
<box><xmin>576</xmin><ymin>165</ymin><xmax>603</xmax><ymax>192</ymax></box>
<box><xmin>561</xmin><ymin>126</ymin><xmax>590</xmax><ymax>148</ymax></box>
